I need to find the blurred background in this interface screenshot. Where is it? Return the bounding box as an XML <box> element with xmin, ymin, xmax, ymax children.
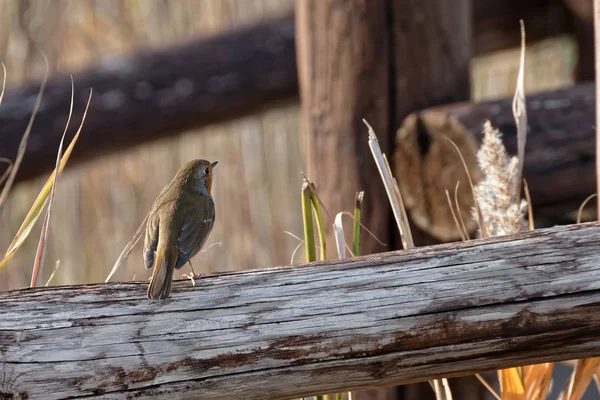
<box><xmin>0</xmin><ymin>0</ymin><xmax>577</xmax><ymax>289</ymax></box>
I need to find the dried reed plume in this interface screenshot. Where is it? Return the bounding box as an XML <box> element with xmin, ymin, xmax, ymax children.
<box><xmin>473</xmin><ymin>121</ymin><xmax>527</xmax><ymax>237</ymax></box>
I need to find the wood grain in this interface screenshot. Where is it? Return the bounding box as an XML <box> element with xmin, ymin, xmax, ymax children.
<box><xmin>2</xmin><ymin>222</ymin><xmax>600</xmax><ymax>399</ymax></box>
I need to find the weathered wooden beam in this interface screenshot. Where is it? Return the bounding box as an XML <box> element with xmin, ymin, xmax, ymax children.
<box><xmin>0</xmin><ymin>0</ymin><xmax>585</xmax><ymax>185</ymax></box>
<box><xmin>0</xmin><ymin>14</ymin><xmax>298</xmax><ymax>183</ymax></box>
<box><xmin>445</xmin><ymin>83</ymin><xmax>596</xmax><ymax>215</ymax></box>
<box><xmin>2</xmin><ymin>222</ymin><xmax>600</xmax><ymax>399</ymax></box>
<box><xmin>394</xmin><ymin>82</ymin><xmax>597</xmax><ymax>241</ymax></box>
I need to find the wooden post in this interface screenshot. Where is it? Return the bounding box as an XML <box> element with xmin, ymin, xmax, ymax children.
<box><xmin>296</xmin><ymin>0</ymin><xmax>391</xmax><ymax>258</ymax></box>
<box><xmin>474</xmin><ymin>0</ymin><xmax>570</xmax><ymax>55</ymax></box>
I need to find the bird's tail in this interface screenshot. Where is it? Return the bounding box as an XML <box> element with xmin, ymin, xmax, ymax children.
<box><xmin>147</xmin><ymin>246</ymin><xmax>178</xmax><ymax>300</ymax></box>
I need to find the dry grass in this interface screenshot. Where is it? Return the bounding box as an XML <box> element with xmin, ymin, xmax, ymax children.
<box><xmin>473</xmin><ymin>121</ymin><xmax>527</xmax><ymax>237</ymax></box>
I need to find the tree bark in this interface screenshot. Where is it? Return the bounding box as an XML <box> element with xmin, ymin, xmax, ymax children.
<box><xmin>2</xmin><ymin>222</ymin><xmax>600</xmax><ymax>400</ymax></box>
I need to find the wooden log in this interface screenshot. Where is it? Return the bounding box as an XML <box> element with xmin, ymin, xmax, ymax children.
<box><xmin>0</xmin><ymin>0</ymin><xmax>587</xmax><ymax>186</ymax></box>
<box><xmin>0</xmin><ymin>14</ymin><xmax>298</xmax><ymax>183</ymax></box>
<box><xmin>394</xmin><ymin>82</ymin><xmax>597</xmax><ymax>241</ymax></box>
<box><xmin>448</xmin><ymin>83</ymin><xmax>595</xmax><ymax>210</ymax></box>
<box><xmin>295</xmin><ymin>0</ymin><xmax>391</xmax><ymax>257</ymax></box>
<box><xmin>394</xmin><ymin>112</ymin><xmax>482</xmax><ymax>241</ymax></box>
<box><xmin>2</xmin><ymin>222</ymin><xmax>600</xmax><ymax>399</ymax></box>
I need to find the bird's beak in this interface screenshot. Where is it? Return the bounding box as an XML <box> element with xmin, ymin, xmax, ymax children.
<box><xmin>211</xmin><ymin>161</ymin><xmax>219</xmax><ymax>168</ymax></box>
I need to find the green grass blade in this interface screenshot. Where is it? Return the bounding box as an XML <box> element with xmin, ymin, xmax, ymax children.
<box><xmin>308</xmin><ymin>185</ymin><xmax>327</xmax><ymax>261</ymax></box>
<box><xmin>353</xmin><ymin>191</ymin><xmax>364</xmax><ymax>256</ymax></box>
<box><xmin>301</xmin><ymin>180</ymin><xmax>316</xmax><ymax>262</ymax></box>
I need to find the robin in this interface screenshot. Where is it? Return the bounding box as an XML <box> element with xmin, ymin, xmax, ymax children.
<box><xmin>144</xmin><ymin>159</ymin><xmax>217</xmax><ymax>300</ymax></box>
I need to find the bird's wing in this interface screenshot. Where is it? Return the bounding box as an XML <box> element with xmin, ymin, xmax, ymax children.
<box><xmin>143</xmin><ymin>212</ymin><xmax>160</xmax><ymax>269</ymax></box>
<box><xmin>175</xmin><ymin>196</ymin><xmax>215</xmax><ymax>269</ymax></box>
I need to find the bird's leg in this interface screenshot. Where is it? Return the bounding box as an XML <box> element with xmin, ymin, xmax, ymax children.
<box><xmin>181</xmin><ymin>260</ymin><xmax>200</xmax><ymax>286</ymax></box>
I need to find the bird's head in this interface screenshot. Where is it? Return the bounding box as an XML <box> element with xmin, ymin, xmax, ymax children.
<box><xmin>177</xmin><ymin>159</ymin><xmax>218</xmax><ymax>195</ymax></box>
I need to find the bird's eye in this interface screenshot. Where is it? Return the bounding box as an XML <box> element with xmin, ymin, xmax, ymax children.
<box><xmin>204</xmin><ymin>167</ymin><xmax>210</xmax><ymax>175</ymax></box>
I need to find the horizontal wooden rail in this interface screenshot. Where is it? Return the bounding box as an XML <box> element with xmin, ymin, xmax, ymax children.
<box><xmin>396</xmin><ymin>82</ymin><xmax>597</xmax><ymax>231</ymax></box>
<box><xmin>2</xmin><ymin>222</ymin><xmax>600</xmax><ymax>399</ymax></box>
<box><xmin>0</xmin><ymin>15</ymin><xmax>298</xmax><ymax>183</ymax></box>
<box><xmin>0</xmin><ymin>0</ymin><xmax>581</xmax><ymax>184</ymax></box>
<box><xmin>431</xmin><ymin>83</ymin><xmax>596</xmax><ymax>218</ymax></box>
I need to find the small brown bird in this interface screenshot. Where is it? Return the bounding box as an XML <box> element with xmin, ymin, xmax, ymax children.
<box><xmin>144</xmin><ymin>159</ymin><xmax>217</xmax><ymax>300</ymax></box>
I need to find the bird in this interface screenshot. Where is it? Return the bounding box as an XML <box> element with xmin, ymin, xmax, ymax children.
<box><xmin>144</xmin><ymin>159</ymin><xmax>217</xmax><ymax>300</ymax></box>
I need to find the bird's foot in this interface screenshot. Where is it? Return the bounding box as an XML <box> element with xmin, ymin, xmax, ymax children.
<box><xmin>181</xmin><ymin>272</ymin><xmax>202</xmax><ymax>287</ymax></box>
